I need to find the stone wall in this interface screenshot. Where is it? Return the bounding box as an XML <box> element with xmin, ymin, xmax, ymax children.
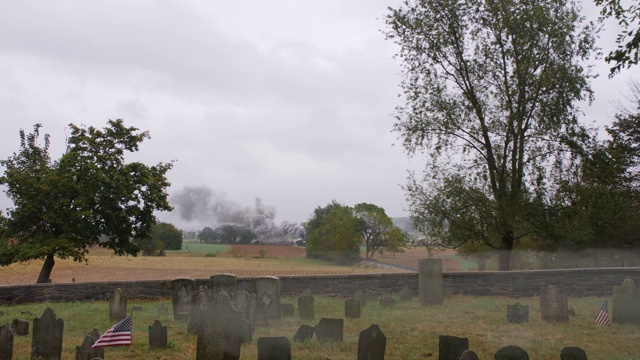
<box><xmin>2</xmin><ymin>268</ymin><xmax>640</xmax><ymax>304</ymax></box>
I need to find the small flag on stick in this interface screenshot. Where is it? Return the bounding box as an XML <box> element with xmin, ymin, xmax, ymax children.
<box><xmin>92</xmin><ymin>316</ymin><xmax>132</xmax><ymax>348</ymax></box>
<box><xmin>595</xmin><ymin>300</ymin><xmax>611</xmax><ymax>326</ymax></box>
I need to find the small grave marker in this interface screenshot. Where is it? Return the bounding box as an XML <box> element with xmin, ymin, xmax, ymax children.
<box><xmin>293</xmin><ymin>325</ymin><xmax>315</xmax><ymax>343</ymax></box>
<box><xmin>31</xmin><ymin>307</ymin><xmax>64</xmax><ymax>360</ymax></box>
<box><xmin>495</xmin><ymin>345</ymin><xmax>529</xmax><ymax>360</ymax></box>
<box><xmin>257</xmin><ymin>336</ymin><xmax>292</xmax><ymax>360</ymax></box>
<box><xmin>460</xmin><ymin>350</ymin><xmax>480</xmax><ymax>360</ymax></box>
<box><xmin>507</xmin><ymin>302</ymin><xmax>529</xmax><ymax>323</ymax></box>
<box><xmin>11</xmin><ymin>318</ymin><xmax>28</xmax><ymax>336</ymax></box>
<box><xmin>612</xmin><ymin>277</ymin><xmax>640</xmax><ymax>325</ymax></box>
<box><xmin>438</xmin><ymin>335</ymin><xmax>469</xmax><ymax>360</ymax></box>
<box><xmin>560</xmin><ymin>347</ymin><xmax>588</xmax><ymax>360</ymax></box>
<box><xmin>149</xmin><ymin>320</ymin><xmax>168</xmax><ymax>349</ymax></box>
<box><xmin>379</xmin><ymin>294</ymin><xmax>395</xmax><ymax>307</ymax></box>
<box><xmin>298</xmin><ymin>295</ymin><xmax>315</xmax><ymax>320</ymax></box>
<box><xmin>357</xmin><ymin>324</ymin><xmax>386</xmax><ymax>360</ymax></box>
<box><xmin>345</xmin><ymin>298</ymin><xmax>361</xmax><ymax>319</ymax></box>
<box><xmin>315</xmin><ymin>318</ymin><xmax>343</xmax><ymax>342</ymax></box>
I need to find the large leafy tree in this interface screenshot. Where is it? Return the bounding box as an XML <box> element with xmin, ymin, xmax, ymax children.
<box><xmin>353</xmin><ymin>202</ymin><xmax>403</xmax><ymax>259</ymax></box>
<box><xmin>0</xmin><ymin>120</ymin><xmax>173</xmax><ymax>283</ymax></box>
<box><xmin>304</xmin><ymin>201</ymin><xmax>362</xmax><ymax>264</ymax></box>
<box><xmin>594</xmin><ymin>0</ymin><xmax>640</xmax><ymax>75</ymax></box>
<box><xmin>385</xmin><ymin>0</ymin><xmax>597</xmax><ymax>270</ymax></box>
<box><xmin>152</xmin><ymin>222</ymin><xmax>183</xmax><ymax>251</ymax></box>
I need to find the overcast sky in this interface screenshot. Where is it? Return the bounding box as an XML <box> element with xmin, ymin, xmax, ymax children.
<box><xmin>0</xmin><ymin>0</ymin><xmax>635</xmax><ymax>231</ymax></box>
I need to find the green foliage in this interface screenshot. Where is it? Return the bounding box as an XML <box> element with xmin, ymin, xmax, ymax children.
<box><xmin>353</xmin><ymin>203</ymin><xmax>405</xmax><ymax>258</ymax></box>
<box><xmin>384</xmin><ymin>0</ymin><xmax>597</xmax><ymax>270</ymax></box>
<box><xmin>197</xmin><ymin>226</ymin><xmax>218</xmax><ymax>243</ymax></box>
<box><xmin>0</xmin><ymin>120</ymin><xmax>173</xmax><ymax>282</ymax></box>
<box><xmin>304</xmin><ymin>201</ymin><xmax>361</xmax><ymax>264</ymax></box>
<box><xmin>151</xmin><ymin>222</ymin><xmax>183</xmax><ymax>250</ymax></box>
<box><xmin>197</xmin><ymin>225</ymin><xmax>257</xmax><ymax>244</ymax></box>
<box><xmin>594</xmin><ymin>0</ymin><xmax>640</xmax><ymax>76</ymax></box>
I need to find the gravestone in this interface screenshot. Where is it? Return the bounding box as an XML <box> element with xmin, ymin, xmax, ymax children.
<box><xmin>357</xmin><ymin>324</ymin><xmax>386</xmax><ymax>360</ymax></box>
<box><xmin>149</xmin><ymin>320</ymin><xmax>168</xmax><ymax>349</ymax></box>
<box><xmin>87</xmin><ymin>328</ymin><xmax>101</xmax><ymax>343</ymax></box>
<box><xmin>612</xmin><ymin>277</ymin><xmax>640</xmax><ymax>325</ymax></box>
<box><xmin>494</xmin><ymin>345</ymin><xmax>529</xmax><ymax>360</ymax></box>
<box><xmin>293</xmin><ymin>325</ymin><xmax>315</xmax><ymax>343</ymax></box>
<box><xmin>560</xmin><ymin>347</ymin><xmax>588</xmax><ymax>360</ymax></box>
<box><xmin>254</xmin><ymin>276</ymin><xmax>281</xmax><ymax>320</ymax></box>
<box><xmin>171</xmin><ymin>278</ymin><xmax>196</xmax><ymax>321</ymax></box>
<box><xmin>108</xmin><ymin>288</ymin><xmax>127</xmax><ymax>322</ymax></box>
<box><xmin>281</xmin><ymin>303</ymin><xmax>294</xmax><ymax>318</ymax></box>
<box><xmin>438</xmin><ymin>335</ymin><xmax>469</xmax><ymax>360</ymax></box>
<box><xmin>188</xmin><ymin>286</ymin><xmax>210</xmax><ymax>333</ymax></box>
<box><xmin>196</xmin><ymin>292</ymin><xmax>242</xmax><ymax>360</ymax></box>
<box><xmin>257</xmin><ymin>336</ymin><xmax>291</xmax><ymax>360</ymax></box>
<box><xmin>298</xmin><ymin>295</ymin><xmax>315</xmax><ymax>320</ymax></box>
<box><xmin>233</xmin><ymin>290</ymin><xmax>257</xmax><ymax>337</ymax></box>
<box><xmin>345</xmin><ymin>298</ymin><xmax>361</xmax><ymax>319</ymax></box>
<box><xmin>354</xmin><ymin>289</ymin><xmax>367</xmax><ymax>307</ymax></box>
<box><xmin>459</xmin><ymin>350</ymin><xmax>480</xmax><ymax>360</ymax></box>
<box><xmin>315</xmin><ymin>318</ymin><xmax>343</xmax><ymax>342</ymax></box>
<box><xmin>0</xmin><ymin>323</ymin><xmax>13</xmax><ymax>360</ymax></box>
<box><xmin>75</xmin><ymin>334</ymin><xmax>102</xmax><ymax>360</ymax></box>
<box><xmin>507</xmin><ymin>302</ymin><xmax>529</xmax><ymax>323</ymax></box>
<box><xmin>210</xmin><ymin>273</ymin><xmax>238</xmax><ymax>296</ymax></box>
<box><xmin>540</xmin><ymin>285</ymin><xmax>568</xmax><ymax>323</ymax></box>
<box><xmin>398</xmin><ymin>285</ymin><xmax>413</xmax><ymax>302</ymax></box>
<box><xmin>84</xmin><ymin>328</ymin><xmax>104</xmax><ymax>360</ymax></box>
<box><xmin>419</xmin><ymin>259</ymin><xmax>444</xmax><ymax>305</ymax></box>
<box><xmin>11</xmin><ymin>318</ymin><xmax>29</xmax><ymax>335</ymax></box>
<box><xmin>379</xmin><ymin>295</ymin><xmax>395</xmax><ymax>307</ymax></box>
<box><xmin>31</xmin><ymin>307</ymin><xmax>64</xmax><ymax>360</ymax></box>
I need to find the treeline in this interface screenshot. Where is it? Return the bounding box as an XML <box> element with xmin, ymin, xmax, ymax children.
<box><xmin>197</xmin><ymin>224</ymin><xmax>258</xmax><ymax>245</ymax></box>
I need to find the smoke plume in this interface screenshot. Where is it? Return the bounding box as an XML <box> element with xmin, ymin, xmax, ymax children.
<box><xmin>170</xmin><ymin>185</ymin><xmax>303</xmax><ymax>242</ymax></box>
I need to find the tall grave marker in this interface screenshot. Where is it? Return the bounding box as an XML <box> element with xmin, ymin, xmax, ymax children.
<box><xmin>31</xmin><ymin>307</ymin><xmax>64</xmax><ymax>360</ymax></box>
<box><xmin>612</xmin><ymin>277</ymin><xmax>640</xmax><ymax>325</ymax></box>
<box><xmin>171</xmin><ymin>278</ymin><xmax>196</xmax><ymax>321</ymax></box>
<box><xmin>419</xmin><ymin>259</ymin><xmax>444</xmax><ymax>305</ymax></box>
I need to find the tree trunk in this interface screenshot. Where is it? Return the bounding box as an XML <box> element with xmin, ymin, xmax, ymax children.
<box><xmin>36</xmin><ymin>254</ymin><xmax>55</xmax><ymax>284</ymax></box>
<box><xmin>498</xmin><ymin>232</ymin><xmax>514</xmax><ymax>271</ymax></box>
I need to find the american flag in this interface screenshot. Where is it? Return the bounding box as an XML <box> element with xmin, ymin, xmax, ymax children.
<box><xmin>595</xmin><ymin>300</ymin><xmax>611</xmax><ymax>326</ymax></box>
<box><xmin>91</xmin><ymin>317</ymin><xmax>132</xmax><ymax>348</ymax></box>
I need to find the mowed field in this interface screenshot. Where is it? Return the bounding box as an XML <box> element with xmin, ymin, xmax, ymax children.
<box><xmin>0</xmin><ymin>244</ymin><xmax>406</xmax><ymax>285</ymax></box>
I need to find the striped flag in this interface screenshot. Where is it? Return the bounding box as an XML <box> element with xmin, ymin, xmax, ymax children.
<box><xmin>595</xmin><ymin>300</ymin><xmax>611</xmax><ymax>326</ymax></box>
<box><xmin>92</xmin><ymin>317</ymin><xmax>132</xmax><ymax>348</ymax></box>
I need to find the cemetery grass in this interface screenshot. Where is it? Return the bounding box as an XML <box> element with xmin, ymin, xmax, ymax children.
<box><xmin>2</xmin><ymin>296</ymin><xmax>637</xmax><ymax>359</ymax></box>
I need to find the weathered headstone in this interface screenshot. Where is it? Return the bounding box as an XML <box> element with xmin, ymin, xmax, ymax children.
<box><xmin>345</xmin><ymin>298</ymin><xmax>361</xmax><ymax>319</ymax></box>
<box><xmin>419</xmin><ymin>259</ymin><xmax>444</xmax><ymax>305</ymax></box>
<box><xmin>210</xmin><ymin>273</ymin><xmax>238</xmax><ymax>296</ymax></box>
<box><xmin>293</xmin><ymin>325</ymin><xmax>315</xmax><ymax>343</ymax></box>
<box><xmin>315</xmin><ymin>318</ymin><xmax>343</xmax><ymax>342</ymax></box>
<box><xmin>281</xmin><ymin>303</ymin><xmax>294</xmax><ymax>318</ymax></box>
<box><xmin>196</xmin><ymin>293</ymin><xmax>242</xmax><ymax>360</ymax></box>
<box><xmin>149</xmin><ymin>320</ymin><xmax>168</xmax><ymax>350</ymax></box>
<box><xmin>507</xmin><ymin>302</ymin><xmax>529</xmax><ymax>323</ymax></box>
<box><xmin>108</xmin><ymin>288</ymin><xmax>127</xmax><ymax>322</ymax></box>
<box><xmin>31</xmin><ymin>307</ymin><xmax>64</xmax><ymax>360</ymax></box>
<box><xmin>494</xmin><ymin>345</ymin><xmax>530</xmax><ymax>360</ymax></box>
<box><xmin>0</xmin><ymin>323</ymin><xmax>13</xmax><ymax>360</ymax></box>
<box><xmin>438</xmin><ymin>335</ymin><xmax>469</xmax><ymax>360</ymax></box>
<box><xmin>85</xmin><ymin>328</ymin><xmax>104</xmax><ymax>360</ymax></box>
<box><xmin>188</xmin><ymin>286</ymin><xmax>210</xmax><ymax>333</ymax></box>
<box><xmin>459</xmin><ymin>349</ymin><xmax>480</xmax><ymax>360</ymax></box>
<box><xmin>357</xmin><ymin>324</ymin><xmax>386</xmax><ymax>360</ymax></box>
<box><xmin>540</xmin><ymin>285</ymin><xmax>568</xmax><ymax>323</ymax></box>
<box><xmin>398</xmin><ymin>285</ymin><xmax>413</xmax><ymax>302</ymax></box>
<box><xmin>233</xmin><ymin>290</ymin><xmax>257</xmax><ymax>336</ymax></box>
<box><xmin>560</xmin><ymin>347</ymin><xmax>588</xmax><ymax>360</ymax></box>
<box><xmin>379</xmin><ymin>295</ymin><xmax>395</xmax><ymax>307</ymax></box>
<box><xmin>257</xmin><ymin>336</ymin><xmax>291</xmax><ymax>360</ymax></box>
<box><xmin>298</xmin><ymin>295</ymin><xmax>315</xmax><ymax>320</ymax></box>
<box><xmin>11</xmin><ymin>318</ymin><xmax>29</xmax><ymax>336</ymax></box>
<box><xmin>354</xmin><ymin>289</ymin><xmax>367</xmax><ymax>307</ymax></box>
<box><xmin>254</xmin><ymin>276</ymin><xmax>281</xmax><ymax>320</ymax></box>
<box><xmin>612</xmin><ymin>277</ymin><xmax>640</xmax><ymax>325</ymax></box>
<box><xmin>75</xmin><ymin>334</ymin><xmax>102</xmax><ymax>360</ymax></box>
<box><xmin>171</xmin><ymin>278</ymin><xmax>196</xmax><ymax>321</ymax></box>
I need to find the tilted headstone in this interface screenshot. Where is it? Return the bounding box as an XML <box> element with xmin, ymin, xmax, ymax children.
<box><xmin>0</xmin><ymin>323</ymin><xmax>13</xmax><ymax>360</ymax></box>
<box><xmin>210</xmin><ymin>273</ymin><xmax>238</xmax><ymax>296</ymax></box>
<box><xmin>494</xmin><ymin>345</ymin><xmax>529</xmax><ymax>360</ymax></box>
<box><xmin>298</xmin><ymin>295</ymin><xmax>315</xmax><ymax>320</ymax></box>
<box><xmin>149</xmin><ymin>320</ymin><xmax>168</xmax><ymax>350</ymax></box>
<box><xmin>188</xmin><ymin>286</ymin><xmax>210</xmax><ymax>333</ymax></box>
<box><xmin>293</xmin><ymin>325</ymin><xmax>315</xmax><ymax>343</ymax></box>
<box><xmin>357</xmin><ymin>324</ymin><xmax>386</xmax><ymax>360</ymax></box>
<box><xmin>257</xmin><ymin>336</ymin><xmax>291</xmax><ymax>360</ymax></box>
<box><xmin>419</xmin><ymin>259</ymin><xmax>444</xmax><ymax>305</ymax></box>
<box><xmin>560</xmin><ymin>347</ymin><xmax>588</xmax><ymax>360</ymax></box>
<box><xmin>254</xmin><ymin>276</ymin><xmax>281</xmax><ymax>320</ymax></box>
<box><xmin>31</xmin><ymin>307</ymin><xmax>64</xmax><ymax>360</ymax></box>
<box><xmin>75</xmin><ymin>334</ymin><xmax>102</xmax><ymax>360</ymax></box>
<box><xmin>171</xmin><ymin>278</ymin><xmax>196</xmax><ymax>321</ymax></box>
<box><xmin>315</xmin><ymin>318</ymin><xmax>343</xmax><ymax>342</ymax></box>
<box><xmin>507</xmin><ymin>302</ymin><xmax>529</xmax><ymax>323</ymax></box>
<box><xmin>540</xmin><ymin>285</ymin><xmax>568</xmax><ymax>323</ymax></box>
<box><xmin>345</xmin><ymin>298</ymin><xmax>361</xmax><ymax>319</ymax></box>
<box><xmin>379</xmin><ymin>295</ymin><xmax>395</xmax><ymax>307</ymax></box>
<box><xmin>108</xmin><ymin>288</ymin><xmax>127</xmax><ymax>323</ymax></box>
<box><xmin>196</xmin><ymin>292</ymin><xmax>242</xmax><ymax>360</ymax></box>
<box><xmin>11</xmin><ymin>318</ymin><xmax>29</xmax><ymax>336</ymax></box>
<box><xmin>612</xmin><ymin>277</ymin><xmax>640</xmax><ymax>325</ymax></box>
<box><xmin>281</xmin><ymin>303</ymin><xmax>294</xmax><ymax>318</ymax></box>
<box><xmin>398</xmin><ymin>285</ymin><xmax>413</xmax><ymax>302</ymax></box>
<box><xmin>459</xmin><ymin>349</ymin><xmax>480</xmax><ymax>360</ymax></box>
<box><xmin>438</xmin><ymin>335</ymin><xmax>469</xmax><ymax>360</ymax></box>
<box><xmin>354</xmin><ymin>289</ymin><xmax>367</xmax><ymax>307</ymax></box>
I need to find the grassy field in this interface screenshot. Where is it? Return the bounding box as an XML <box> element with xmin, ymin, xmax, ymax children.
<box><xmin>167</xmin><ymin>242</ymin><xmax>230</xmax><ymax>255</ymax></box>
<box><xmin>1</xmin><ymin>295</ymin><xmax>636</xmax><ymax>359</ymax></box>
